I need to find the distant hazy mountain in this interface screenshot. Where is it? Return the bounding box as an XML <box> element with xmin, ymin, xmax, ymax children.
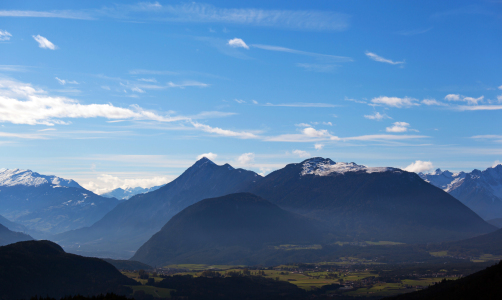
<box><xmin>487</xmin><ymin>218</ymin><xmax>502</xmax><ymax>228</ymax></box>
<box><xmin>101</xmin><ymin>185</ymin><xmax>164</xmax><ymax>200</ymax></box>
<box><xmin>245</xmin><ymin>158</ymin><xmax>495</xmax><ymax>243</ymax></box>
<box><xmin>0</xmin><ymin>214</ymin><xmax>28</xmax><ymax>233</ymax></box>
<box><xmin>420</xmin><ymin>165</ymin><xmax>502</xmax><ymax>220</ymax></box>
<box><xmin>0</xmin><ymin>223</ymin><xmax>33</xmax><ymax>246</ymax></box>
<box><xmin>55</xmin><ymin>158</ymin><xmax>262</xmax><ymax>258</ymax></box>
<box><xmin>132</xmin><ymin>193</ymin><xmax>326</xmax><ymax>266</ymax></box>
<box><xmin>0</xmin><ymin>240</ymin><xmax>136</xmax><ymax>299</ymax></box>
<box><xmin>0</xmin><ymin>169</ymin><xmax>119</xmax><ymax>235</ymax></box>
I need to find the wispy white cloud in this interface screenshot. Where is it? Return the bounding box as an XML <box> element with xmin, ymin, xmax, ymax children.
<box><xmin>0</xmin><ymin>30</ymin><xmax>12</xmax><ymax>41</ymax></box>
<box><xmin>237</xmin><ymin>152</ymin><xmax>255</xmax><ymax>164</ymax></box>
<box><xmin>252</xmin><ymin>100</ymin><xmax>258</xmax><ymax>104</ymax></box>
<box><xmin>0</xmin><ymin>131</ymin><xmax>48</xmax><ymax>139</ymax></box>
<box><xmin>228</xmin><ymin>38</ymin><xmax>249</xmax><ymax>49</ymax></box>
<box><xmin>32</xmin><ymin>35</ymin><xmax>57</xmax><ymax>50</ymax></box>
<box><xmin>129</xmin><ymin>69</ymin><xmax>178</xmax><ymax>75</ymax></box>
<box><xmin>445</xmin><ymin>94</ymin><xmax>483</xmax><ymax>105</ymax></box>
<box><xmin>235</xmin><ymin>99</ymin><xmax>246</xmax><ymax>104</ymax></box>
<box><xmin>343</xmin><ymin>134</ymin><xmax>427</xmax><ymax>141</ymax></box>
<box><xmin>421</xmin><ymin>99</ymin><xmax>447</xmax><ymax>106</ymax></box>
<box><xmin>365</xmin><ymin>51</ymin><xmax>404</xmax><ymax>65</ymax></box>
<box><xmin>386</xmin><ymin>122</ymin><xmax>410</xmax><ymax>133</ymax></box>
<box><xmin>138</xmin><ymin>78</ymin><xmax>157</xmax><ymax>82</ymax></box>
<box><xmin>296</xmin><ymin>63</ymin><xmax>337</xmax><ymax>72</ymax></box>
<box><xmin>0</xmin><ymin>78</ymin><xmax>188</xmax><ymax>126</ymax></box>
<box><xmin>197</xmin><ymin>152</ymin><xmax>218</xmax><ymax>160</ymax></box>
<box><xmin>404</xmin><ymin>160</ymin><xmax>433</xmax><ymax>173</ymax></box>
<box><xmin>85</xmin><ymin>173</ymin><xmax>169</xmax><ymax>195</ymax></box>
<box><xmin>455</xmin><ymin>105</ymin><xmax>502</xmax><ymax>111</ymax></box>
<box><xmin>266</xmin><ymin>127</ymin><xmax>340</xmax><ymax>142</ymax></box>
<box><xmin>191</xmin><ymin>121</ymin><xmax>258</xmax><ymax>139</ymax></box>
<box><xmin>0</xmin><ymin>65</ymin><xmax>30</xmax><ymax>72</ymax></box>
<box><xmin>167</xmin><ymin>81</ymin><xmax>209</xmax><ymax>88</ymax></box>
<box><xmin>0</xmin><ymin>10</ymin><xmax>93</xmax><ymax>20</ymax></box>
<box><xmin>364</xmin><ymin>112</ymin><xmax>390</xmax><ymax>121</ymax></box>
<box><xmin>265</xmin><ymin>102</ymin><xmax>338</xmax><ymax>108</ymax></box>
<box><xmin>371</xmin><ymin>96</ymin><xmax>419</xmax><ymax>108</ymax></box>
<box><xmin>314</xmin><ymin>143</ymin><xmax>324</xmax><ymax>150</ymax></box>
<box><xmin>498</xmin><ymin>85</ymin><xmax>502</xmax><ymax>90</ymax></box>
<box><xmin>253</xmin><ymin>44</ymin><xmax>352</xmax><ymax>62</ymax></box>
<box><xmin>116</xmin><ymin>3</ymin><xmax>350</xmax><ymax>31</ymax></box>
<box><xmin>345</xmin><ymin>97</ymin><xmax>367</xmax><ymax>104</ymax></box>
<box><xmin>293</xmin><ymin>149</ymin><xmax>311</xmax><ymax>158</ymax></box>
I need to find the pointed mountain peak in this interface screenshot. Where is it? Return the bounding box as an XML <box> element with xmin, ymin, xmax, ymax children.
<box><xmin>193</xmin><ymin>156</ymin><xmax>217</xmax><ymax>167</ymax></box>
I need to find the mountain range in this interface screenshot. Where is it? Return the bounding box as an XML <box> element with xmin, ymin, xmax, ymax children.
<box><xmin>0</xmin><ymin>169</ymin><xmax>119</xmax><ymax>235</ymax></box>
<box><xmin>54</xmin><ymin>158</ymin><xmax>261</xmax><ymax>258</ymax></box>
<box><xmin>101</xmin><ymin>185</ymin><xmax>164</xmax><ymax>200</ymax></box>
<box><xmin>245</xmin><ymin>158</ymin><xmax>494</xmax><ymax>243</ymax></box>
<box><xmin>420</xmin><ymin>164</ymin><xmax>502</xmax><ymax>220</ymax></box>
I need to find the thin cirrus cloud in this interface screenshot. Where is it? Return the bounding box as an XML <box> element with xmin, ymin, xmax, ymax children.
<box><xmin>32</xmin><ymin>35</ymin><xmax>57</xmax><ymax>50</ymax></box>
<box><xmin>0</xmin><ymin>9</ymin><xmax>93</xmax><ymax>20</ymax></box>
<box><xmin>252</xmin><ymin>44</ymin><xmax>353</xmax><ymax>62</ymax></box>
<box><xmin>296</xmin><ymin>63</ymin><xmax>338</xmax><ymax>73</ymax></box>
<box><xmin>0</xmin><ymin>3</ymin><xmax>349</xmax><ymax>31</ymax></box>
<box><xmin>265</xmin><ymin>102</ymin><xmax>338</xmax><ymax>108</ymax></box>
<box><xmin>0</xmin><ymin>78</ymin><xmax>188</xmax><ymax>126</ymax></box>
<box><xmin>371</xmin><ymin>96</ymin><xmax>419</xmax><ymax>108</ymax></box>
<box><xmin>364</xmin><ymin>112</ymin><xmax>390</xmax><ymax>121</ymax></box>
<box><xmin>190</xmin><ymin>121</ymin><xmax>259</xmax><ymax>139</ymax></box>
<box><xmin>0</xmin><ymin>78</ymin><xmax>258</xmax><ymax>140</ymax></box>
<box><xmin>365</xmin><ymin>51</ymin><xmax>404</xmax><ymax>65</ymax></box>
<box><xmin>0</xmin><ymin>30</ymin><xmax>12</xmax><ymax>41</ymax></box>
<box><xmin>421</xmin><ymin>99</ymin><xmax>447</xmax><ymax>106</ymax></box>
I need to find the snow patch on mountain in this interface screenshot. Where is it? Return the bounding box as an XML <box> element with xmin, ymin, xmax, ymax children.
<box><xmin>0</xmin><ymin>169</ymin><xmax>82</xmax><ymax>188</ymax></box>
<box><xmin>300</xmin><ymin>157</ymin><xmax>398</xmax><ymax>176</ymax></box>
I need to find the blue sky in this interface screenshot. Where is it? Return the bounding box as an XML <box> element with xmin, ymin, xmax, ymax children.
<box><xmin>0</xmin><ymin>0</ymin><xmax>501</xmax><ymax>193</ymax></box>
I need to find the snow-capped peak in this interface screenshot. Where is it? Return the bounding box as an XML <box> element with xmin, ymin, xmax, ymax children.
<box><xmin>0</xmin><ymin>169</ymin><xmax>83</xmax><ymax>188</ymax></box>
<box><xmin>300</xmin><ymin>157</ymin><xmax>397</xmax><ymax>176</ymax></box>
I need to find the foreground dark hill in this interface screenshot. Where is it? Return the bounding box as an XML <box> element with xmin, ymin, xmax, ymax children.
<box><xmin>0</xmin><ymin>169</ymin><xmax>119</xmax><ymax>235</ymax></box>
<box><xmin>0</xmin><ymin>240</ymin><xmax>136</xmax><ymax>300</ymax></box>
<box><xmin>56</xmin><ymin>158</ymin><xmax>261</xmax><ymax>258</ymax></box>
<box><xmin>132</xmin><ymin>193</ymin><xmax>326</xmax><ymax>266</ymax></box>
<box><xmin>420</xmin><ymin>165</ymin><xmax>502</xmax><ymax>220</ymax></box>
<box><xmin>0</xmin><ymin>223</ymin><xmax>32</xmax><ymax>246</ymax></box>
<box><xmin>246</xmin><ymin>158</ymin><xmax>495</xmax><ymax>243</ymax></box>
<box><xmin>385</xmin><ymin>261</ymin><xmax>502</xmax><ymax>300</ymax></box>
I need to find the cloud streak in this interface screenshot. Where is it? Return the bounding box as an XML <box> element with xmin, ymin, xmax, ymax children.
<box><xmin>365</xmin><ymin>51</ymin><xmax>404</xmax><ymax>65</ymax></box>
<box><xmin>253</xmin><ymin>44</ymin><xmax>352</xmax><ymax>62</ymax></box>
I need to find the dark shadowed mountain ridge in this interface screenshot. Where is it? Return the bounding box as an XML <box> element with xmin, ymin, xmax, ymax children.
<box><xmin>0</xmin><ymin>168</ymin><xmax>119</xmax><ymax>235</ymax></box>
<box><xmin>246</xmin><ymin>157</ymin><xmax>495</xmax><ymax>243</ymax></box>
<box><xmin>0</xmin><ymin>240</ymin><xmax>136</xmax><ymax>300</ymax></box>
<box><xmin>56</xmin><ymin>158</ymin><xmax>262</xmax><ymax>258</ymax></box>
<box><xmin>132</xmin><ymin>192</ymin><xmax>327</xmax><ymax>266</ymax></box>
<box><xmin>0</xmin><ymin>223</ymin><xmax>33</xmax><ymax>246</ymax></box>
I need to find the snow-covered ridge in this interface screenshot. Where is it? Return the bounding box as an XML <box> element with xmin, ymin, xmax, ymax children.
<box><xmin>300</xmin><ymin>158</ymin><xmax>398</xmax><ymax>176</ymax></box>
<box><xmin>0</xmin><ymin>168</ymin><xmax>83</xmax><ymax>188</ymax></box>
